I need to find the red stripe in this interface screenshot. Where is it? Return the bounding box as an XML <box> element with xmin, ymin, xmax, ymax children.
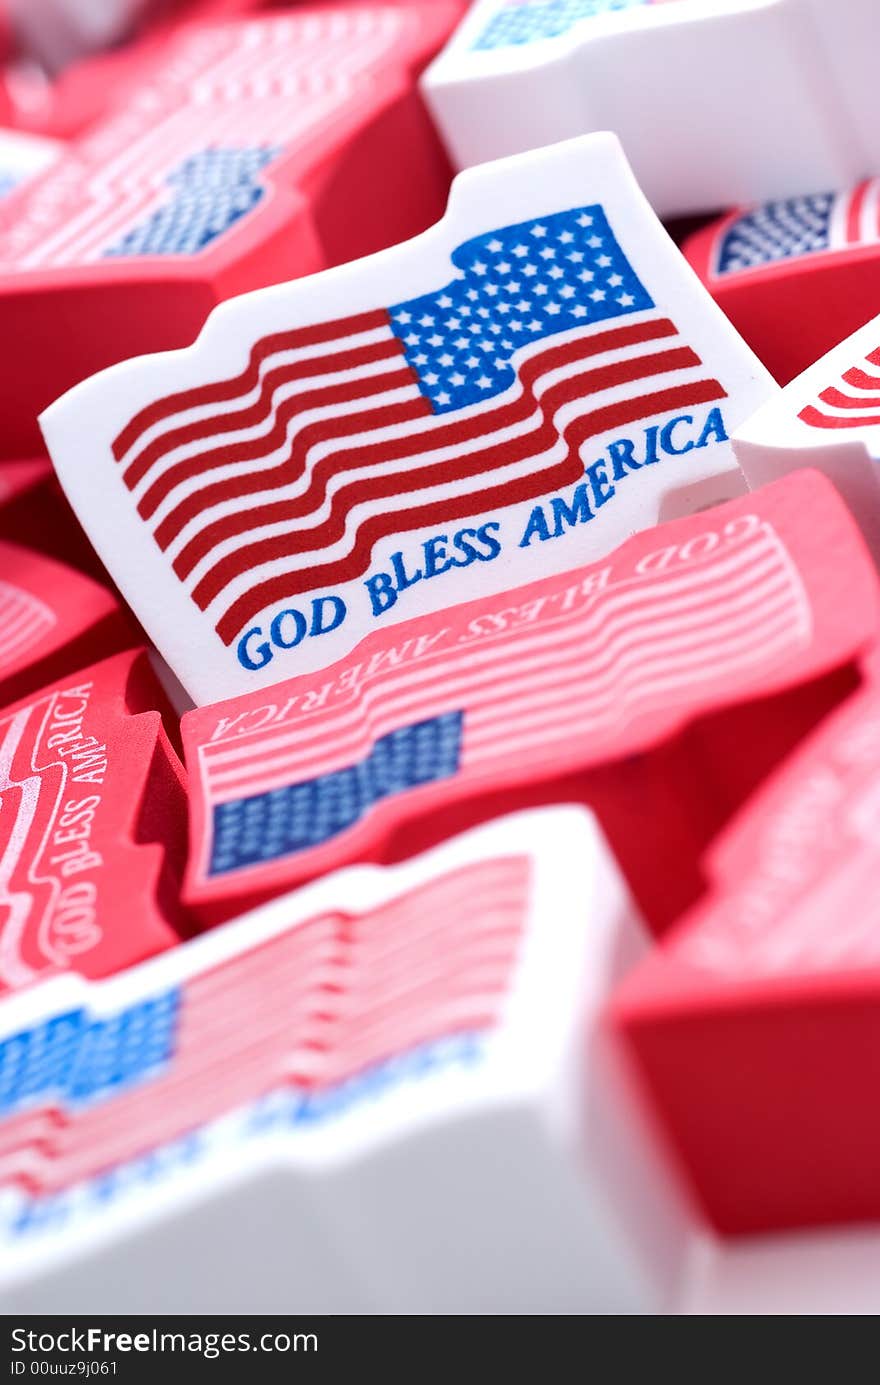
<box><xmin>841</xmin><ymin>367</ymin><xmax>880</xmax><ymax>391</ymax></box>
<box><xmin>173</xmin><ymin>341</ymin><xmax>702</xmax><ymax>581</ymax></box>
<box><xmin>845</xmin><ymin>180</ymin><xmax>871</xmax><ymax>243</ymax></box>
<box><xmin>124</xmin><ymin>338</ymin><xmax>407</xmax><ymax>494</ymax></box>
<box><xmin>817</xmin><ymin>385</ymin><xmax>880</xmax><ymax>410</ymax></box>
<box><xmin>212</xmin><ymin>375</ymin><xmax>726</xmax><ymax>644</ymax></box>
<box><xmin>111</xmin><ymin>309</ymin><xmax>391</xmax><ymax>461</ymax></box>
<box><xmin>799</xmin><ymin>404</ymin><xmax>880</xmax><ymax>428</ymax></box>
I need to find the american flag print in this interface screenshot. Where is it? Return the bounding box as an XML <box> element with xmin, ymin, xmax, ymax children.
<box><xmin>715</xmin><ymin>181</ymin><xmax>880</xmax><ymax>277</ymax></box>
<box><xmin>0</xmin><ymin>854</ymin><xmax>527</xmax><ymax>1198</ymax></box>
<box><xmin>193</xmin><ymin>516</ymin><xmax>811</xmax><ymax>882</ymax></box>
<box><xmin>798</xmin><ymin>344</ymin><xmax>880</xmax><ymax>429</ymax></box>
<box><xmin>0</xmin><ymin>583</ymin><xmax>56</xmax><ymax>675</ymax></box>
<box><xmin>471</xmin><ymin>0</ymin><xmax>660</xmax><ymax>50</ymax></box>
<box><xmin>112</xmin><ymin>202</ymin><xmax>727</xmax><ymax>648</ymax></box>
<box><xmin>0</xmin><ymin>10</ymin><xmax>421</xmax><ymax>270</ymax></box>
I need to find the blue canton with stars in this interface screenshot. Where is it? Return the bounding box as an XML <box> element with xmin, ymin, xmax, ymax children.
<box><xmin>717</xmin><ymin>192</ymin><xmax>835</xmax><ymax>275</ymax></box>
<box><xmin>102</xmin><ymin>145</ymin><xmax>281</xmax><ymax>259</ymax></box>
<box><xmin>473</xmin><ymin>0</ymin><xmax>650</xmax><ymax>50</ymax></box>
<box><xmin>209</xmin><ymin>711</ymin><xmax>463</xmax><ymax>875</ymax></box>
<box><xmin>389</xmin><ymin>205</ymin><xmax>652</xmax><ymax>413</ymax></box>
<box><xmin>0</xmin><ymin>991</ymin><xmax>179</xmax><ymax>1116</ymax></box>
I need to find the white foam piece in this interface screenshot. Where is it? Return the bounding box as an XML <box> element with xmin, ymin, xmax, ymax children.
<box><xmin>0</xmin><ymin>806</ymin><xmax>700</xmax><ymax>1313</ymax></box>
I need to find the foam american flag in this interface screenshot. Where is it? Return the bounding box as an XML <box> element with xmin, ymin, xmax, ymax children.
<box><xmin>0</xmin><ymin>849</ymin><xmax>527</xmax><ymax>1198</ymax></box>
<box><xmin>0</xmin><ymin>543</ymin><xmax>124</xmax><ymax>708</ymax></box>
<box><xmin>798</xmin><ymin>342</ymin><xmax>880</xmax><ymax>430</ymax></box>
<box><xmin>470</xmin><ymin>0</ymin><xmax>661</xmax><ymax>50</ymax></box>
<box><xmin>0</xmin><ymin>585</ymin><xmax>56</xmax><ymax>677</ymax></box>
<box><xmin>0</xmin><ymin>8</ymin><xmax>428</xmax><ymax>269</ymax></box>
<box><xmin>43</xmin><ymin>134</ymin><xmax>772</xmax><ymax>703</ymax></box>
<box><xmin>180</xmin><ymin>474</ymin><xmax>880</xmax><ymax>923</ymax></box>
<box><xmin>114</xmin><ymin>197</ymin><xmax>733</xmax><ymax>648</ymax></box>
<box><xmin>0</xmin><ymin>652</ymin><xmax>184</xmax><ymax>995</ymax></box>
<box><xmin>714</xmin><ymin>180</ymin><xmax>880</xmax><ymax>277</ymax></box>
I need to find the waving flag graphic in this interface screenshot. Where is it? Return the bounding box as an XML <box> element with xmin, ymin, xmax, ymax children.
<box><xmin>112</xmin><ymin>203</ymin><xmax>726</xmax><ymax>647</ymax></box>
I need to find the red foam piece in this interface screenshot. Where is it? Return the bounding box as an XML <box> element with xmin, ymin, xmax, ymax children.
<box><xmin>614</xmin><ymin>646</ymin><xmax>880</xmax><ymax>1236</ymax></box>
<box><xmin>180</xmin><ymin>469</ymin><xmax>879</xmax><ymax>926</ymax></box>
<box><xmin>684</xmin><ymin>182</ymin><xmax>880</xmax><ymax>385</ymax></box>
<box><xmin>0</xmin><ymin>3</ymin><xmax>460</xmax><ymax>456</ymax></box>
<box><xmin>0</xmin><ymin>458</ymin><xmax>51</xmax><ymax>510</ymax></box>
<box><xmin>0</xmin><ymin>647</ymin><xmax>189</xmax><ymax>994</ymax></box>
<box><xmin>0</xmin><ymin>541</ymin><xmax>132</xmax><ymax>705</ymax></box>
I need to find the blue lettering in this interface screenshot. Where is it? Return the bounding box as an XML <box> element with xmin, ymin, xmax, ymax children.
<box><xmin>660</xmin><ymin>414</ymin><xmax>695</xmax><ymax>456</ymax></box>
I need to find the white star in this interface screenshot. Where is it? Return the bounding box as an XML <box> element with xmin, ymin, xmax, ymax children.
<box><xmin>567</xmin><ymin>251</ymin><xmax>584</xmax><ymax>263</ymax></box>
<box><xmin>466</xmin><ymin>289</ymin><xmax>478</xmax><ymax>302</ymax></box>
<box><xmin>479</xmin><ymin>341</ymin><xmax>494</xmax><ymax>353</ymax></box>
<box><xmin>587</xmin><ymin>236</ymin><xmax>603</xmax><ymax>248</ymax></box>
<box><xmin>522</xmin><ymin>264</ymin><xmax>538</xmax><ymax>278</ymax></box>
<box><xmin>590</xmin><ymin>288</ymin><xmax>606</xmax><ymax>301</ymax></box>
<box><xmin>533</xmin><ymin>283</ymin><xmax>548</xmax><ymax>296</ymax></box>
<box><xmin>476</xmin><ymin>375</ymin><xmax>492</xmax><ymax>389</ymax></box>
<box><xmin>423</xmin><ymin>372</ymin><xmax>439</xmax><ymax>385</ymax></box>
<box><xmin>445</xmin><ymin>316</ymin><xmax>461</xmax><ymax>330</ymax></box>
<box><xmin>530</xmin><ymin>224</ymin><xmax>547</xmax><ymax>237</ymax></box>
<box><xmin>617</xmin><ymin>293</ymin><xmax>635</xmax><ymax>306</ymax></box>
<box><xmin>437</xmin><ymin>294</ymin><xmax>453</xmax><ymax>309</ymax></box>
<box><xmin>404</xmin><ymin>332</ymin><xmax>420</xmax><ymax>345</ymax></box>
<box><xmin>496</xmin><ymin>261</ymin><xmax>511</xmax><ymax>275</ymax></box>
<box><xmin>487</xmin><ymin>238</ymin><xmax>503</xmax><ymax>253</ymax></box>
<box><xmin>494</xmin><ymin>358</ymin><xmax>507</xmax><ymax>369</ymax></box>
<box><xmin>466</xmin><ymin>355</ymin><xmax>480</xmax><ymax>368</ymax></box>
<box><xmin>419</xmin><ymin>314</ymin><xmax>435</xmax><ymax>327</ymax></box>
<box><xmin>460</xmin><ymin>305</ymin><xmax>472</xmax><ymax>317</ymax></box>
<box><xmin>528</xmin><ymin>319</ymin><xmax>542</xmax><ymax>332</ymax></box>
<box><xmin>559</xmin><ymin>284</ymin><xmax>576</xmax><ymax>298</ymax></box>
<box><xmin>469</xmin><ymin>323</ymin><xmax>482</xmax><ymax>334</ymax></box>
<box><xmin>497</xmin><ymin>302</ymin><xmax>511</xmax><ymax>314</ymax></box>
<box><xmin>596</xmin><ymin>254</ymin><xmax>612</xmax><ymax>268</ymax></box>
<box><xmin>516</xmin><ymin>299</ymin><xmax>530</xmax><ymax>312</ymax></box>
<box><xmin>489</xmin><ymin>323</ymin><xmax>503</xmax><ymax>335</ymax></box>
<box><xmin>477</xmin><ymin>306</ymin><xmax>491</xmax><ymax>318</ymax></box>
<box><xmin>472</xmin><ymin>261</ymin><xmax>488</xmax><ymax>276</ymax></box>
<box><xmin>438</xmin><ymin>352</ymin><xmax>454</xmax><ymax>367</ymax></box>
<box><xmin>509</xmin><ymin>319</ymin><xmax>523</xmax><ymax>331</ymax></box>
<box><xmin>578</xmin><ymin>269</ymin><xmax>595</xmax><ymax>282</ymax></box>
<box><xmin>559</xmin><ymin>230</ymin><xmax>574</xmax><ymax>243</ymax></box>
<box><xmin>503</xmin><ymin>280</ymin><xmax>522</xmax><ymax>294</ymax></box>
<box><xmin>539</xmin><ymin>246</ymin><xmax>556</xmax><ymax>260</ymax></box>
<box><xmin>512</xmin><ymin>244</ymin><xmax>529</xmax><ymax>258</ymax></box>
<box><xmin>607</xmin><ymin>273</ymin><xmax>623</xmax><ymax>287</ymax></box>
<box><xmin>545</xmin><ymin>301</ymin><xmax>562</xmax><ymax>315</ymax></box>
<box><xmin>427</xmin><ymin>333</ymin><xmax>443</xmax><ymax>346</ymax></box>
<box><xmin>435</xmin><ymin>391</ymin><xmax>451</xmax><ymax>405</ymax></box>
<box><xmin>484</xmin><ymin>283</ymin><xmax>499</xmax><ymax>297</ymax></box>
<box><xmin>454</xmin><ymin>336</ymin><xmax>469</xmax><ymax>350</ymax></box>
<box><xmin>413</xmin><ymin>352</ymin><xmax>428</xmax><ymax>365</ymax></box>
<box><xmin>501</xmin><ymin>338</ymin><xmax>514</xmax><ymax>350</ymax></box>
<box><xmin>572</xmin><ymin>304</ymin><xmax>588</xmax><ymax>318</ymax></box>
<box><xmin>450</xmin><ymin>372</ymin><xmax>466</xmax><ymax>386</ymax></box>
<box><xmin>576</xmin><ymin>213</ymin><xmax>593</xmax><ymax>227</ymax></box>
<box><xmin>395</xmin><ymin>310</ymin><xmax>412</xmax><ymax>324</ymax></box>
<box><xmin>548</xmin><ymin>265</ymin><xmax>564</xmax><ymax>279</ymax></box>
